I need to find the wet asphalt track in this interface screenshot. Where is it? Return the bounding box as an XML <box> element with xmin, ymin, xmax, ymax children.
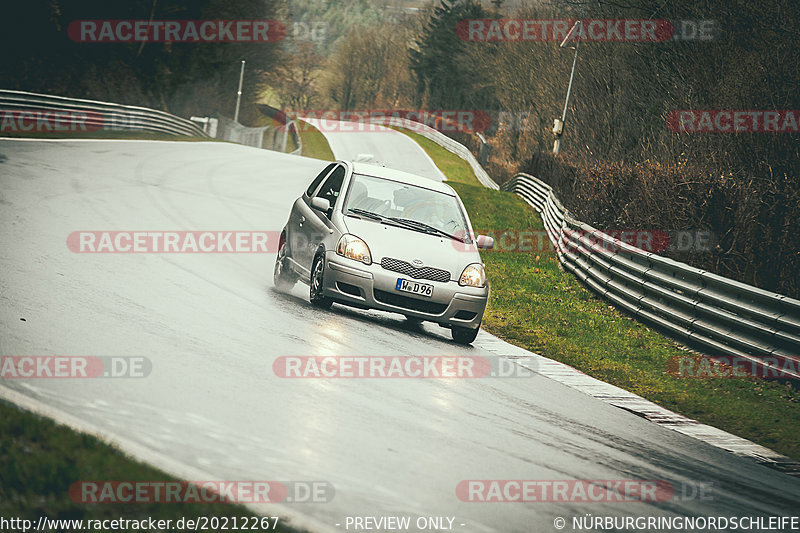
<box><xmin>298</xmin><ymin>117</ymin><xmax>446</xmax><ymax>181</ymax></box>
<box><xmin>1</xmin><ymin>139</ymin><xmax>798</xmax><ymax>532</ymax></box>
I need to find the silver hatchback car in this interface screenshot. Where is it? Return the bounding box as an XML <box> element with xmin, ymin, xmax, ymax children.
<box><xmin>274</xmin><ymin>160</ymin><xmax>494</xmax><ymax>344</ymax></box>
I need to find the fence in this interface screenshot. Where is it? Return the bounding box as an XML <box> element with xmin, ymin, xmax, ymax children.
<box><xmin>215</xmin><ymin>115</ymin><xmax>299</xmax><ymax>153</ymax></box>
<box><xmin>215</xmin><ymin>116</ymin><xmax>271</xmax><ymax>148</ymax></box>
<box><xmin>0</xmin><ymin>90</ymin><xmax>208</xmax><ymax>137</ymax></box>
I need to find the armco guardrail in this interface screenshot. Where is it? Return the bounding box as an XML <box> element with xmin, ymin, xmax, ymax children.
<box><xmin>1</xmin><ymin>90</ymin><xmax>301</xmax><ymax>155</ymax></box>
<box><xmin>367</xmin><ymin>115</ymin><xmax>499</xmax><ymax>190</ymax></box>
<box><xmin>0</xmin><ymin>89</ymin><xmax>208</xmax><ymax>137</ymax></box>
<box><xmin>504</xmin><ymin>173</ymin><xmax>800</xmax><ymax>379</ymax></box>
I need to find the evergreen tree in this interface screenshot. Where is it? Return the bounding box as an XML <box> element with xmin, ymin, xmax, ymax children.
<box><xmin>409</xmin><ymin>0</ymin><xmax>493</xmax><ymax>110</ymax></box>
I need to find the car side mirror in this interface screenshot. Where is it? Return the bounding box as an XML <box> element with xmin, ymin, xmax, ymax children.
<box><xmin>476</xmin><ymin>235</ymin><xmax>494</xmax><ymax>250</ymax></box>
<box><xmin>310</xmin><ymin>197</ymin><xmax>331</xmax><ymax>213</ymax></box>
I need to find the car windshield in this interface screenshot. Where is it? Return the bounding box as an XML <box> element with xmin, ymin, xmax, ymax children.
<box><xmin>344</xmin><ymin>173</ymin><xmax>469</xmax><ymax>238</ymax></box>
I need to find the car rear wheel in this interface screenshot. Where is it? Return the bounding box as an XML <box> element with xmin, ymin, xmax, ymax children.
<box><xmin>273</xmin><ymin>237</ymin><xmax>296</xmax><ymax>292</ymax></box>
<box><xmin>452</xmin><ymin>324</ymin><xmax>479</xmax><ymax>344</ymax></box>
<box><xmin>310</xmin><ymin>254</ymin><xmax>333</xmax><ymax>309</ymax></box>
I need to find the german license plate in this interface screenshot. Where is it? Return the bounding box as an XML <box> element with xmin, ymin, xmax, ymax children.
<box><xmin>395</xmin><ymin>278</ymin><xmax>433</xmax><ymax>297</ymax></box>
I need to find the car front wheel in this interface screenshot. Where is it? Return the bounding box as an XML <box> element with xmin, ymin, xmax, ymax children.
<box><xmin>452</xmin><ymin>324</ymin><xmax>479</xmax><ymax>344</ymax></box>
<box><xmin>310</xmin><ymin>254</ymin><xmax>333</xmax><ymax>309</ymax></box>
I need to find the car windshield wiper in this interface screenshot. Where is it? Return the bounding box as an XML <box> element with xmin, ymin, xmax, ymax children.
<box><xmin>388</xmin><ymin>217</ymin><xmax>467</xmax><ymax>243</ymax></box>
<box><xmin>347</xmin><ymin>208</ymin><xmax>384</xmax><ymax>220</ymax></box>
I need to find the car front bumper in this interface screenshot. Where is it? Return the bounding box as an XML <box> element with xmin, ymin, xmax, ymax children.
<box><xmin>322</xmin><ymin>252</ymin><xmax>488</xmax><ymax>329</ymax></box>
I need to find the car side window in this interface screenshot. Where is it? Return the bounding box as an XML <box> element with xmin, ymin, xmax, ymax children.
<box><xmin>306</xmin><ymin>163</ymin><xmax>336</xmax><ymax>197</ymax></box>
<box><xmin>315</xmin><ymin>165</ymin><xmax>345</xmax><ymax>209</ymax></box>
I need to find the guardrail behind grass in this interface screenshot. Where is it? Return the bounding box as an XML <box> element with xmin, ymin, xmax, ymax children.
<box><xmin>504</xmin><ymin>173</ymin><xmax>800</xmax><ymax>380</ymax></box>
<box><xmin>0</xmin><ymin>89</ymin><xmax>208</xmax><ymax>137</ymax></box>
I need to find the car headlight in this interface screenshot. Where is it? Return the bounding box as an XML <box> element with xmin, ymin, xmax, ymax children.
<box><xmin>459</xmin><ymin>263</ymin><xmax>486</xmax><ymax>287</ymax></box>
<box><xmin>336</xmin><ymin>234</ymin><xmax>372</xmax><ymax>265</ymax></box>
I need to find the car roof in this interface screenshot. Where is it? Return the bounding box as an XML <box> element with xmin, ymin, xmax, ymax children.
<box><xmin>347</xmin><ymin>161</ymin><xmax>456</xmax><ymax>196</ymax></box>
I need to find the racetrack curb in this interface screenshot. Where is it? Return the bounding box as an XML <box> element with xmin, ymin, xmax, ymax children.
<box><xmin>473</xmin><ymin>330</ymin><xmax>800</xmax><ymax>478</ymax></box>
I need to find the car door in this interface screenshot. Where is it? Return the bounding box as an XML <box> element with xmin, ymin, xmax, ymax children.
<box><xmin>289</xmin><ymin>163</ymin><xmax>335</xmax><ymax>276</ymax></box>
<box><xmin>298</xmin><ymin>164</ymin><xmax>346</xmax><ymax>270</ymax></box>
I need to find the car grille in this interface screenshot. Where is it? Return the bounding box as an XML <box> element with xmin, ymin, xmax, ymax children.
<box><xmin>373</xmin><ymin>289</ymin><xmax>448</xmax><ymax>315</ymax></box>
<box><xmin>380</xmin><ymin>257</ymin><xmax>451</xmax><ymax>283</ymax></box>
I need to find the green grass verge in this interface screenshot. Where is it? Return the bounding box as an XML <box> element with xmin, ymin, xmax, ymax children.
<box><xmin>395</xmin><ymin>130</ymin><xmax>800</xmax><ymax>461</ymax></box>
<box><xmin>0</xmin><ymin>401</ymin><xmax>294</xmax><ymax>531</ymax></box>
<box><xmin>297</xmin><ymin>121</ymin><xmax>335</xmax><ymax>161</ymax></box>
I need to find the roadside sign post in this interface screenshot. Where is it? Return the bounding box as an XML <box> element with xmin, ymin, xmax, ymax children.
<box><xmin>234</xmin><ymin>60</ymin><xmax>245</xmax><ymax>124</ymax></box>
<box><xmin>553</xmin><ymin>21</ymin><xmax>582</xmax><ymax>155</ymax></box>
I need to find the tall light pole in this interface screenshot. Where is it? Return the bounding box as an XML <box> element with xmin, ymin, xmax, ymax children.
<box><xmin>234</xmin><ymin>60</ymin><xmax>245</xmax><ymax>123</ymax></box>
<box><xmin>553</xmin><ymin>21</ymin><xmax>582</xmax><ymax>155</ymax></box>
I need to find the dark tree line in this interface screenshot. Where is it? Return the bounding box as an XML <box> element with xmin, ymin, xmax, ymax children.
<box><xmin>409</xmin><ymin>0</ymin><xmax>495</xmax><ymax>110</ymax></box>
<box><xmin>0</xmin><ymin>0</ymin><xmax>282</xmax><ymax>122</ymax></box>
<box><xmin>408</xmin><ymin>0</ymin><xmax>800</xmax><ymax>297</ymax></box>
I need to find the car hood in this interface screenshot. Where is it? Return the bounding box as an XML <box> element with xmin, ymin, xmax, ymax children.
<box><xmin>342</xmin><ymin>216</ymin><xmax>482</xmax><ymax>279</ymax></box>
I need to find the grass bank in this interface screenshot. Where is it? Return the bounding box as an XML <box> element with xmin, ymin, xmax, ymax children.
<box><xmin>297</xmin><ymin>120</ymin><xmax>335</xmax><ymax>161</ymax></box>
<box><xmin>0</xmin><ymin>400</ymin><xmax>293</xmax><ymax>531</ymax></box>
